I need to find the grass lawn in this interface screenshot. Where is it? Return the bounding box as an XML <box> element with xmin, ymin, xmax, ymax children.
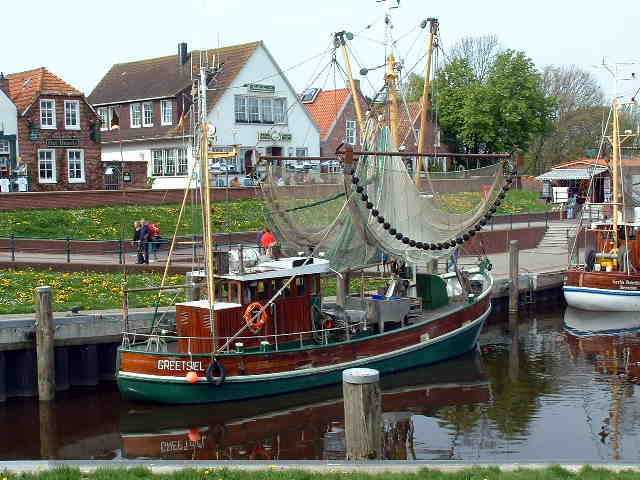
<box><xmin>0</xmin><ymin>199</ymin><xmax>266</xmax><ymax>240</ymax></box>
<box><xmin>0</xmin><ymin>269</ymin><xmax>185</xmax><ymax>314</ymax></box>
<box><xmin>437</xmin><ymin>190</ymin><xmax>551</xmax><ymax>215</ymax></box>
<box><xmin>0</xmin><ymin>189</ymin><xmax>549</xmax><ymax>241</ymax></box>
<box><xmin>1</xmin><ymin>466</ymin><xmax>639</xmax><ymax>480</ymax></box>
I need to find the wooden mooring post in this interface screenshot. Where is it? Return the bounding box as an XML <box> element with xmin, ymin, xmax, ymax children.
<box><xmin>335</xmin><ymin>271</ymin><xmax>350</xmax><ymax>307</ymax></box>
<box><xmin>509</xmin><ymin>240</ymin><xmax>520</xmax><ymax>313</ymax></box>
<box><xmin>35</xmin><ymin>286</ymin><xmax>55</xmax><ymax>401</ymax></box>
<box><xmin>342</xmin><ymin>368</ymin><xmax>382</xmax><ymax>460</ymax></box>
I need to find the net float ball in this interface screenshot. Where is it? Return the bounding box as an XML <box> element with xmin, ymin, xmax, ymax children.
<box><xmin>188</xmin><ymin>428</ymin><xmax>202</xmax><ymax>442</ymax></box>
<box><xmin>186</xmin><ymin>371</ymin><xmax>199</xmax><ymax>383</ymax></box>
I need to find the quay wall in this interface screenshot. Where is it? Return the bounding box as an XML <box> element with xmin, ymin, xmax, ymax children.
<box><xmin>0</xmin><ymin>308</ymin><xmax>175</xmax><ymax>401</ymax></box>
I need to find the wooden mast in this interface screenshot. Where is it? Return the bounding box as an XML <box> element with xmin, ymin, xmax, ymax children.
<box><xmin>385</xmin><ymin>53</ymin><xmax>400</xmax><ymax>150</ymax></box>
<box><xmin>338</xmin><ymin>32</ymin><xmax>365</xmax><ymax>145</ymax></box>
<box><xmin>611</xmin><ymin>98</ymin><xmax>621</xmax><ymax>249</ymax></box>
<box><xmin>415</xmin><ymin>18</ymin><xmax>438</xmax><ymax>181</ymax></box>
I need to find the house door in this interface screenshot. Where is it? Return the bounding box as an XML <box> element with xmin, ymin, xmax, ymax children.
<box><xmin>244</xmin><ymin>150</ymin><xmax>254</xmax><ymax>175</ymax></box>
<box><xmin>266</xmin><ymin>146</ymin><xmax>283</xmax><ymax>166</ymax></box>
<box><xmin>104</xmin><ymin>166</ymin><xmax>121</xmax><ymax>190</ymax></box>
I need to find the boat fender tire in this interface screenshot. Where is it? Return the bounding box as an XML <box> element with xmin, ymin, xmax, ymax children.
<box><xmin>206</xmin><ymin>359</ymin><xmax>226</xmax><ymax>386</ymax></box>
<box><xmin>585</xmin><ymin>249</ymin><xmax>596</xmax><ymax>272</ymax></box>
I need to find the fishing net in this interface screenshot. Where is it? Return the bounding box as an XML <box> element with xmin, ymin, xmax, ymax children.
<box><xmin>260</xmin><ymin>124</ymin><xmax>506</xmax><ymax>271</ymax></box>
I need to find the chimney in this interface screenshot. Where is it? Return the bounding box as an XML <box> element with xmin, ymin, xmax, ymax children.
<box><xmin>0</xmin><ymin>73</ymin><xmax>9</xmax><ymax>98</ymax></box>
<box><xmin>178</xmin><ymin>43</ymin><xmax>188</xmax><ymax>66</ymax></box>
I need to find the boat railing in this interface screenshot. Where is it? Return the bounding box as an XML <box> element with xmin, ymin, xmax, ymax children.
<box><xmin>121</xmin><ymin>320</ymin><xmax>371</xmax><ymax>353</ymax></box>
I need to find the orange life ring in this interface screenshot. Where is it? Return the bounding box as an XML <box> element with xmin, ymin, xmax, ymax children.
<box><xmin>244</xmin><ymin>302</ymin><xmax>268</xmax><ymax>330</ymax></box>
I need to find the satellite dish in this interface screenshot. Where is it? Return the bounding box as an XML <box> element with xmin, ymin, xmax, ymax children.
<box><xmin>208</xmin><ymin>124</ymin><xmax>217</xmax><ymax>136</ymax></box>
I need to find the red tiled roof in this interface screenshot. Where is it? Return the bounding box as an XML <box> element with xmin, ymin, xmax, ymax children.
<box><xmin>6</xmin><ymin>67</ymin><xmax>82</xmax><ymax>113</ymax></box>
<box><xmin>303</xmin><ymin>88</ymin><xmax>351</xmax><ymax>140</ymax></box>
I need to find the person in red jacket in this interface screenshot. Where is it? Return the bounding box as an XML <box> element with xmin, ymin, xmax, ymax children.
<box><xmin>260</xmin><ymin>229</ymin><xmax>277</xmax><ymax>256</ymax></box>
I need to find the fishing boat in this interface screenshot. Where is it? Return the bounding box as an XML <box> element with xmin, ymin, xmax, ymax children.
<box><xmin>564</xmin><ymin>69</ymin><xmax>640</xmax><ymax>311</ymax></box>
<box><xmin>116</xmin><ymin>6</ymin><xmax>512</xmax><ymax>404</ymax></box>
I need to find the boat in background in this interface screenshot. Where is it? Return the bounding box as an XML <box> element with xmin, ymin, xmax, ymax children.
<box><xmin>564</xmin><ymin>65</ymin><xmax>640</xmax><ymax>311</ymax></box>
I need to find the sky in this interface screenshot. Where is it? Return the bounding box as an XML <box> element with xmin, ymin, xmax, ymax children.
<box><xmin>3</xmin><ymin>0</ymin><xmax>640</xmax><ymax>98</ymax></box>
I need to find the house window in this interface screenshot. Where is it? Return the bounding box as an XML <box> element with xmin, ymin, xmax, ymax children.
<box><xmin>0</xmin><ymin>140</ymin><xmax>9</xmax><ymax>154</ymax></box>
<box><xmin>64</xmin><ymin>100</ymin><xmax>80</xmax><ymax>130</ymax></box>
<box><xmin>40</xmin><ymin>99</ymin><xmax>56</xmax><ymax>129</ymax></box>
<box><xmin>143</xmin><ymin>102</ymin><xmax>153</xmax><ymax>127</ymax></box>
<box><xmin>38</xmin><ymin>149</ymin><xmax>56</xmax><ymax>183</ymax></box>
<box><xmin>345</xmin><ymin>120</ymin><xmax>356</xmax><ymax>145</ymax></box>
<box><xmin>177</xmin><ymin>148</ymin><xmax>188</xmax><ymax>175</ymax></box>
<box><xmin>235</xmin><ymin>96</ymin><xmax>247</xmax><ymax>122</ymax></box>
<box><xmin>161</xmin><ymin>100</ymin><xmax>172</xmax><ymax>125</ymax></box>
<box><xmin>234</xmin><ymin>96</ymin><xmax>287</xmax><ymax>124</ymax></box>
<box><xmin>260</xmin><ymin>99</ymin><xmax>273</xmax><ymax>124</ymax></box>
<box><xmin>152</xmin><ymin>148</ymin><xmax>187</xmax><ymax>176</ymax></box>
<box><xmin>295</xmin><ymin>147</ymin><xmax>308</xmax><ymax>157</ymax></box>
<box><xmin>130</xmin><ymin>103</ymin><xmax>142</xmax><ymax>128</ymax></box>
<box><xmin>274</xmin><ymin>98</ymin><xmax>286</xmax><ymax>124</ymax></box>
<box><xmin>248</xmin><ymin>98</ymin><xmax>260</xmax><ymax>123</ymax></box>
<box><xmin>98</xmin><ymin>107</ymin><xmax>118</xmax><ymax>130</ymax></box>
<box><xmin>67</xmin><ymin>149</ymin><xmax>85</xmax><ymax>183</ymax></box>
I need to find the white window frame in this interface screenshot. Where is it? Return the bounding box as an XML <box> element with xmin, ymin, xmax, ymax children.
<box><xmin>274</xmin><ymin>98</ymin><xmax>287</xmax><ymax>124</ymax></box>
<box><xmin>345</xmin><ymin>120</ymin><xmax>356</xmax><ymax>145</ymax></box>
<box><xmin>295</xmin><ymin>147</ymin><xmax>308</xmax><ymax>157</ymax></box>
<box><xmin>0</xmin><ymin>140</ymin><xmax>9</xmax><ymax>154</ymax></box>
<box><xmin>40</xmin><ymin>99</ymin><xmax>56</xmax><ymax>129</ymax></box>
<box><xmin>160</xmin><ymin>100</ymin><xmax>173</xmax><ymax>126</ymax></box>
<box><xmin>98</xmin><ymin>107</ymin><xmax>110</xmax><ymax>131</ymax></box>
<box><xmin>234</xmin><ymin>96</ymin><xmax>287</xmax><ymax>124</ymax></box>
<box><xmin>143</xmin><ymin>102</ymin><xmax>154</xmax><ymax>127</ymax></box>
<box><xmin>64</xmin><ymin>100</ymin><xmax>80</xmax><ymax>130</ymax></box>
<box><xmin>177</xmin><ymin>148</ymin><xmax>188</xmax><ymax>175</ymax></box>
<box><xmin>38</xmin><ymin>149</ymin><xmax>57</xmax><ymax>183</ymax></box>
<box><xmin>67</xmin><ymin>149</ymin><xmax>85</xmax><ymax>183</ymax></box>
<box><xmin>130</xmin><ymin>103</ymin><xmax>142</xmax><ymax>128</ymax></box>
<box><xmin>151</xmin><ymin>148</ymin><xmax>188</xmax><ymax>177</ymax></box>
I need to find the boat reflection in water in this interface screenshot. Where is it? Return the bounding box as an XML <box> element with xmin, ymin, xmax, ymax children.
<box><xmin>563</xmin><ymin>307</ymin><xmax>640</xmax><ymax>460</ymax></box>
<box><xmin>120</xmin><ymin>351</ymin><xmax>490</xmax><ymax>460</ymax></box>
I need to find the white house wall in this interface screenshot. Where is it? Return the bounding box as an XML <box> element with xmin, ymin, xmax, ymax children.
<box><xmin>0</xmin><ymin>90</ymin><xmax>18</xmax><ymax>153</ymax></box>
<box><xmin>101</xmin><ymin>139</ymin><xmax>192</xmax><ymax>189</ymax></box>
<box><xmin>207</xmin><ymin>44</ymin><xmax>320</xmax><ymax>159</ymax></box>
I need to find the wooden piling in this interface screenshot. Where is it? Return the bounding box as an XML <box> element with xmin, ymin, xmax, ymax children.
<box><xmin>35</xmin><ymin>286</ymin><xmax>55</xmax><ymax>401</ymax></box>
<box><xmin>342</xmin><ymin>367</ymin><xmax>383</xmax><ymax>460</ymax></box>
<box><xmin>508</xmin><ymin>240</ymin><xmax>520</xmax><ymax>313</ymax></box>
<box><xmin>39</xmin><ymin>399</ymin><xmax>58</xmax><ymax>459</ymax></box>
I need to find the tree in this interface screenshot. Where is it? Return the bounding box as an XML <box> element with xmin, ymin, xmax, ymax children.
<box><xmin>434</xmin><ymin>49</ymin><xmax>554</xmax><ymax>156</ymax></box>
<box><xmin>404</xmin><ymin>72</ymin><xmax>424</xmax><ymax>103</ymax></box>
<box><xmin>448</xmin><ymin>34</ymin><xmax>502</xmax><ymax>83</ymax></box>
<box><xmin>527</xmin><ymin>65</ymin><xmax>605</xmax><ymax>173</ymax></box>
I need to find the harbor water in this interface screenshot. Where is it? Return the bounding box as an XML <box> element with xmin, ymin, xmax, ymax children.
<box><xmin>2</xmin><ymin>301</ymin><xmax>640</xmax><ymax>463</ymax></box>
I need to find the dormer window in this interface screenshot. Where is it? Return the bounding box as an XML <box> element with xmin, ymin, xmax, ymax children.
<box><xmin>130</xmin><ymin>103</ymin><xmax>142</xmax><ymax>128</ymax></box>
<box><xmin>161</xmin><ymin>100</ymin><xmax>172</xmax><ymax>125</ymax></box>
<box><xmin>40</xmin><ymin>99</ymin><xmax>56</xmax><ymax>129</ymax></box>
<box><xmin>143</xmin><ymin>102</ymin><xmax>153</xmax><ymax>127</ymax></box>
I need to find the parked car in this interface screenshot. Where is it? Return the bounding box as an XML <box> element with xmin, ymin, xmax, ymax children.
<box><xmin>320</xmin><ymin>160</ymin><xmax>342</xmax><ymax>169</ymax></box>
<box><xmin>209</xmin><ymin>162</ymin><xmax>238</xmax><ymax>173</ymax></box>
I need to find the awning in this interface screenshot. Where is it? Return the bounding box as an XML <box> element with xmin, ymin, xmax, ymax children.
<box><xmin>536</xmin><ymin>167</ymin><xmax>607</xmax><ymax>181</ymax></box>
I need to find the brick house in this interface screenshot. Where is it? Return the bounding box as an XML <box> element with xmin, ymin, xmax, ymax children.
<box><xmin>5</xmin><ymin>68</ymin><xmax>101</xmax><ymax>191</ymax></box>
<box><xmin>301</xmin><ymin>85</ymin><xmax>367</xmax><ymax>157</ymax></box>
<box><xmin>88</xmin><ymin>41</ymin><xmax>320</xmax><ymax>189</ymax></box>
<box><xmin>0</xmin><ymin>73</ymin><xmax>18</xmax><ymax>182</ymax></box>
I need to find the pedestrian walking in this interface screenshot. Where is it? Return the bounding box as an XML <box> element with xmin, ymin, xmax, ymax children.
<box><xmin>137</xmin><ymin>219</ymin><xmax>150</xmax><ymax>264</ymax></box>
<box><xmin>148</xmin><ymin>221</ymin><xmax>162</xmax><ymax>261</ymax></box>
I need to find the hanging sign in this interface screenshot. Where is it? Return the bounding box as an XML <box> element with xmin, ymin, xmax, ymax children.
<box><xmin>247</xmin><ymin>84</ymin><xmax>275</xmax><ymax>93</ymax></box>
<box><xmin>257</xmin><ymin>132</ymin><xmax>292</xmax><ymax>142</ymax></box>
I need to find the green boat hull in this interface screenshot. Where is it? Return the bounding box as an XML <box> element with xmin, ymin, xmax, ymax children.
<box><xmin>117</xmin><ymin>312</ymin><xmax>486</xmax><ymax>404</ymax></box>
